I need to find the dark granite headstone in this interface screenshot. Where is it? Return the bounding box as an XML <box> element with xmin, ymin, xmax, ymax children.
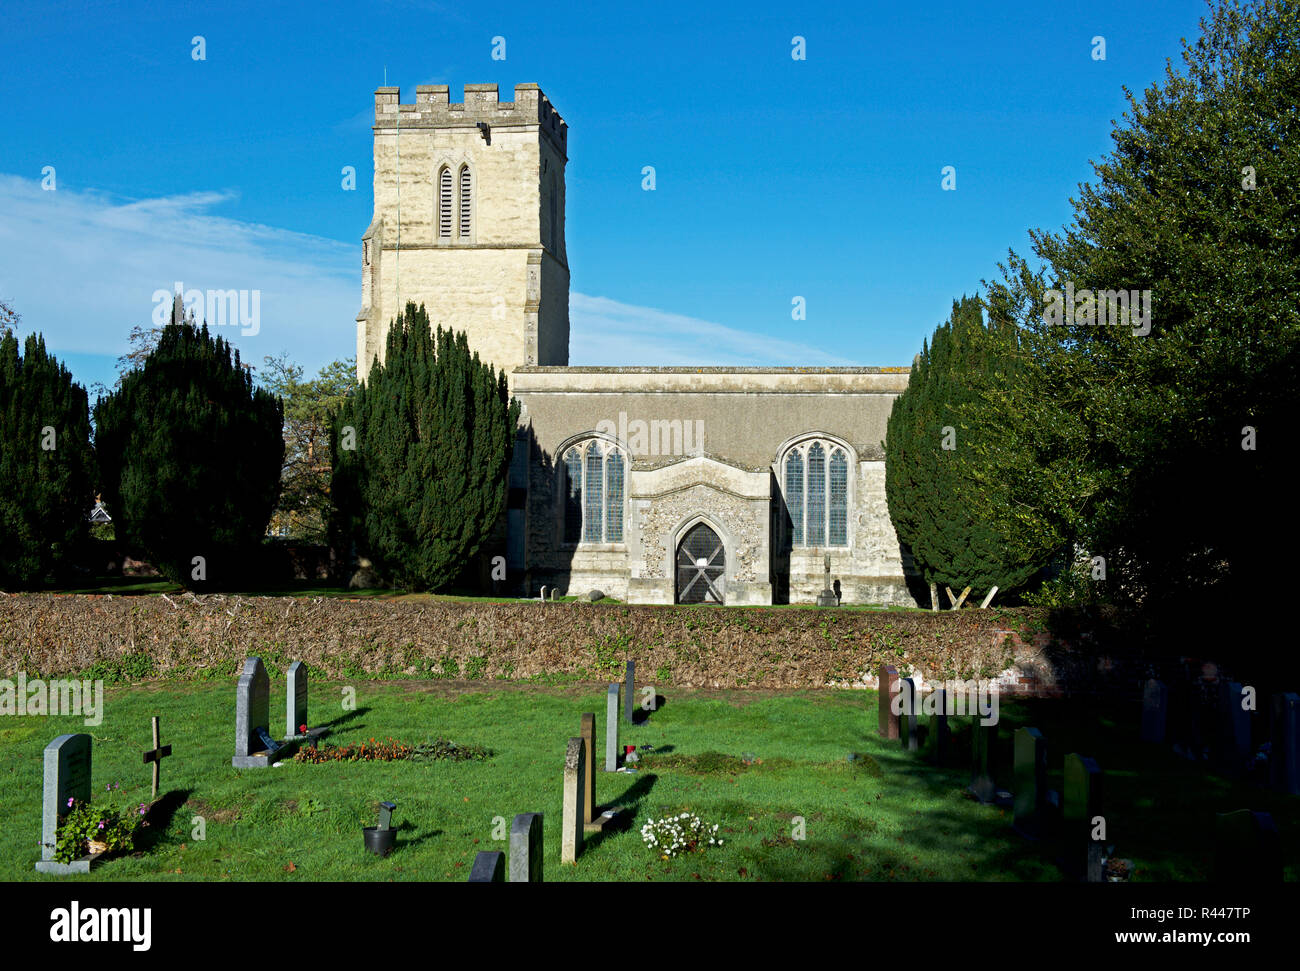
<box><xmin>1063</xmin><ymin>754</ymin><xmax>1104</xmax><ymax>882</ymax></box>
<box><xmin>1270</xmin><ymin>692</ymin><xmax>1299</xmax><ymax>795</ymax></box>
<box><xmin>468</xmin><ymin>850</ymin><xmax>505</xmax><ymax>882</ymax></box>
<box><xmin>899</xmin><ymin>678</ymin><xmax>919</xmax><ymax>752</ymax></box>
<box><xmin>969</xmin><ymin>720</ymin><xmax>998</xmax><ymax>804</ymax></box>
<box><xmin>931</xmin><ymin>688</ymin><xmax>951</xmax><ymax>764</ymax></box>
<box><xmin>878</xmin><ymin>665</ymin><xmax>900</xmax><ymax>740</ymax></box>
<box><xmin>624</xmin><ymin>661</ymin><xmax>635</xmax><ymax>725</ymax></box>
<box><xmin>1214</xmin><ymin>810</ymin><xmax>1280</xmax><ymax>883</ymax></box>
<box><xmin>35</xmin><ymin>734</ymin><xmax>93</xmax><ymax>874</ymax></box>
<box><xmin>1013</xmin><ymin>727</ymin><xmax>1047</xmax><ymax>839</ymax></box>
<box><xmin>1140</xmin><ymin>679</ymin><xmax>1167</xmax><ymax>744</ymax></box>
<box><xmin>509</xmin><ymin>812</ymin><xmax>543</xmax><ymax>883</ymax></box>
<box><xmin>1215</xmin><ymin>681</ymin><xmax>1251</xmax><ymax>774</ymax></box>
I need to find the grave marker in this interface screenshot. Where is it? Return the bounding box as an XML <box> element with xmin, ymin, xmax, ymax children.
<box><xmin>1215</xmin><ymin>680</ymin><xmax>1251</xmax><ymax>774</ymax></box>
<box><xmin>1063</xmin><ymin>754</ymin><xmax>1104</xmax><ymax>882</ymax></box>
<box><xmin>877</xmin><ymin>665</ymin><xmax>899</xmax><ymax>740</ymax></box>
<box><xmin>233</xmin><ymin>658</ymin><xmax>295</xmax><ymax>768</ymax></box>
<box><xmin>35</xmin><ymin>734</ymin><xmax>93</xmax><ymax>874</ymax></box>
<box><xmin>605</xmin><ymin>683</ymin><xmax>619</xmax><ymax>771</ymax></box>
<box><xmin>931</xmin><ymin>688</ymin><xmax>952</xmax><ymax>764</ymax></box>
<box><xmin>1214</xmin><ymin>810</ymin><xmax>1280</xmax><ymax>883</ymax></box>
<box><xmin>1013</xmin><ymin>727</ymin><xmax>1047</xmax><ymax>839</ymax></box>
<box><xmin>579</xmin><ymin>713</ymin><xmax>596</xmax><ymax>823</ymax></box>
<box><xmin>1140</xmin><ymin>679</ymin><xmax>1167</xmax><ymax>744</ymax></box>
<box><xmin>1270</xmin><ymin>692</ymin><xmax>1299</xmax><ymax>795</ymax></box>
<box><xmin>287</xmin><ymin>661</ymin><xmax>308</xmax><ymax>738</ymax></box>
<box><xmin>969</xmin><ymin>721</ymin><xmax>998</xmax><ymax>804</ymax></box>
<box><xmin>624</xmin><ymin>661</ymin><xmax>636</xmax><ymax>724</ymax></box>
<box><xmin>468</xmin><ymin>850</ymin><xmax>505</xmax><ymax>882</ymax></box>
<box><xmin>899</xmin><ymin>678</ymin><xmax>919</xmax><ymax>752</ymax></box>
<box><xmin>509</xmin><ymin>812</ymin><xmax>543</xmax><ymax>883</ymax></box>
<box><xmin>561</xmin><ymin>737</ymin><xmax>585</xmax><ymax>863</ymax></box>
<box><xmin>141</xmin><ymin>716</ymin><xmax>172</xmax><ymax>801</ymax></box>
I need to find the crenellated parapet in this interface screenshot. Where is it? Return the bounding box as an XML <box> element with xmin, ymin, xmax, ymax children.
<box><xmin>373</xmin><ymin>83</ymin><xmax>566</xmax><ymax>149</ymax></box>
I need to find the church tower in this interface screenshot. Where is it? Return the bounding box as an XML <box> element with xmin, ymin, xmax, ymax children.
<box><xmin>356</xmin><ymin>83</ymin><xmax>570</xmax><ymax>382</ymax></box>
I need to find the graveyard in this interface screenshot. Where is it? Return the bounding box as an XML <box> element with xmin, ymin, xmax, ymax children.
<box><xmin>9</xmin><ymin>657</ymin><xmax>1296</xmax><ymax>882</ymax></box>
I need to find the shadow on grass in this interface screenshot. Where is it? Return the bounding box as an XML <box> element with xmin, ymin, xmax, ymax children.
<box><xmin>138</xmin><ymin>788</ymin><xmax>193</xmax><ymax>852</ymax></box>
<box><xmin>586</xmin><ymin>772</ymin><xmax>658</xmax><ymax>853</ymax></box>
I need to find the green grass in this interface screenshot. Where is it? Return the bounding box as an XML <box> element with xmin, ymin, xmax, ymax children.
<box><xmin>5</xmin><ymin>682</ymin><xmax>1293</xmax><ymax>882</ymax></box>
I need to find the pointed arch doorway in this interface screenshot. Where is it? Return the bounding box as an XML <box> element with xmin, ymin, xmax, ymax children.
<box><xmin>676</xmin><ymin>522</ymin><xmax>726</xmax><ymax>604</ymax></box>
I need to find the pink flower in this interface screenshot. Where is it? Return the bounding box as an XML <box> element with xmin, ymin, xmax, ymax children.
<box><xmin>67</xmin><ymin>797</ymin><xmax>74</xmax><ymax>808</ymax></box>
<box><xmin>98</xmin><ymin>821</ymin><xmax>105</xmax><ymax>829</ymax></box>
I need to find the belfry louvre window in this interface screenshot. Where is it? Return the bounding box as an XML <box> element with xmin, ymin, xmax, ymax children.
<box><xmin>459</xmin><ymin>166</ymin><xmax>472</xmax><ymax>237</ymax></box>
<box><xmin>561</xmin><ymin>440</ymin><xmax>625</xmax><ymax>544</ymax></box>
<box><xmin>438</xmin><ymin>167</ymin><xmax>453</xmax><ymax>239</ymax></box>
<box><xmin>782</xmin><ymin>440</ymin><xmax>849</xmax><ymax>547</ymax></box>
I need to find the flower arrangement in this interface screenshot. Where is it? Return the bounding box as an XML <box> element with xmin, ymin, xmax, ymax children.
<box><xmin>641</xmin><ymin>812</ymin><xmax>723</xmax><ymax>859</ymax></box>
<box><xmin>47</xmin><ymin>783</ymin><xmax>147</xmax><ymax>864</ymax></box>
<box><xmin>294</xmin><ymin>737</ymin><xmax>491</xmax><ymax>764</ymax></box>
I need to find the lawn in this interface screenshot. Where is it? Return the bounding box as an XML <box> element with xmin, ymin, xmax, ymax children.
<box><xmin>5</xmin><ymin>680</ymin><xmax>1294</xmax><ymax>881</ymax></box>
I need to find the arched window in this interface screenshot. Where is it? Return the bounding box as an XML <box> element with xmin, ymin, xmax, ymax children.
<box><xmin>458</xmin><ymin>165</ymin><xmax>472</xmax><ymax>238</ymax></box>
<box><xmin>438</xmin><ymin>167</ymin><xmax>453</xmax><ymax>239</ymax></box>
<box><xmin>560</xmin><ymin>439</ymin><xmax>625</xmax><ymax>544</ymax></box>
<box><xmin>781</xmin><ymin>439</ymin><xmax>850</xmax><ymax>547</ymax></box>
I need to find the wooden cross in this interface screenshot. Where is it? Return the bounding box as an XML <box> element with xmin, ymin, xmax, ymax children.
<box><xmin>142</xmin><ymin>715</ymin><xmax>172</xmax><ymax>801</ymax></box>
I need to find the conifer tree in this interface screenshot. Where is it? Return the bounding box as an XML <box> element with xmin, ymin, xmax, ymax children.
<box><xmin>94</xmin><ymin>304</ymin><xmax>284</xmax><ymax>588</ymax></box>
<box><xmin>0</xmin><ymin>331</ymin><xmax>94</xmax><ymax>587</ymax></box>
<box><xmin>330</xmin><ymin>302</ymin><xmax>519</xmax><ymax>591</ymax></box>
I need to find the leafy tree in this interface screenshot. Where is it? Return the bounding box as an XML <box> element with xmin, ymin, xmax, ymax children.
<box><xmin>885</xmin><ymin>295</ymin><xmax>1065</xmax><ymax>604</ymax></box>
<box><xmin>0</xmin><ymin>330</ymin><xmax>94</xmax><ymax>588</ymax></box>
<box><xmin>94</xmin><ymin>303</ymin><xmax>284</xmax><ymax>588</ymax></box>
<box><xmin>992</xmin><ymin>0</ymin><xmax>1300</xmax><ymax>610</ymax></box>
<box><xmin>331</xmin><ymin>302</ymin><xmax>519</xmax><ymax>590</ymax></box>
<box><xmin>260</xmin><ymin>352</ymin><xmax>356</xmax><ymax>542</ymax></box>
<box><xmin>0</xmin><ymin>299</ymin><xmax>18</xmax><ymax>339</ymax></box>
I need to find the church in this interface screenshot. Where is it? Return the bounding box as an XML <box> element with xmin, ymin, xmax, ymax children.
<box><xmin>356</xmin><ymin>83</ymin><xmax>919</xmax><ymax>606</ymax></box>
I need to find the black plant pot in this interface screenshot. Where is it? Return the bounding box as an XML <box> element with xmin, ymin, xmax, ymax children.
<box><xmin>363</xmin><ymin>827</ymin><xmax>396</xmax><ymax>856</ymax></box>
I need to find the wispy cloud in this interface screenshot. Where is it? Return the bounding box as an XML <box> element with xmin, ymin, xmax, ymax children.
<box><xmin>569</xmin><ymin>293</ymin><xmax>857</xmax><ymax>366</ymax></box>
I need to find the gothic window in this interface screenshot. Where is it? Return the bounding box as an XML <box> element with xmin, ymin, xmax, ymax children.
<box><xmin>438</xmin><ymin>167</ymin><xmax>453</xmax><ymax>239</ymax></box>
<box><xmin>560</xmin><ymin>439</ymin><xmax>625</xmax><ymax>545</ymax></box>
<box><xmin>781</xmin><ymin>438</ymin><xmax>850</xmax><ymax>548</ymax></box>
<box><xmin>459</xmin><ymin>165</ymin><xmax>472</xmax><ymax>238</ymax></box>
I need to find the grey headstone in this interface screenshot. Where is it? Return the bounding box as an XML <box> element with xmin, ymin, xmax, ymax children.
<box><xmin>1270</xmin><ymin>692</ymin><xmax>1299</xmax><ymax>795</ymax></box>
<box><xmin>509</xmin><ymin>812</ymin><xmax>543</xmax><ymax>883</ymax></box>
<box><xmin>877</xmin><ymin>665</ymin><xmax>900</xmax><ymax>739</ymax></box>
<box><xmin>1013</xmin><ymin>727</ymin><xmax>1047</xmax><ymax>839</ymax></box>
<box><xmin>969</xmin><ymin>720</ymin><xmax>998</xmax><ymax>804</ymax></box>
<box><xmin>1063</xmin><ymin>754</ymin><xmax>1104</xmax><ymax>882</ymax></box>
<box><xmin>1214</xmin><ymin>810</ymin><xmax>1280</xmax><ymax>883</ymax></box>
<box><xmin>35</xmin><ymin>734</ymin><xmax>92</xmax><ymax>873</ymax></box>
<box><xmin>931</xmin><ymin>688</ymin><xmax>952</xmax><ymax>764</ymax></box>
<box><xmin>1215</xmin><ymin>681</ymin><xmax>1251</xmax><ymax>774</ymax></box>
<box><xmin>605</xmin><ymin>683</ymin><xmax>619</xmax><ymax>771</ymax></box>
<box><xmin>899</xmin><ymin>678</ymin><xmax>919</xmax><ymax>752</ymax></box>
<box><xmin>561</xmin><ymin>737</ymin><xmax>585</xmax><ymax>863</ymax></box>
<box><xmin>468</xmin><ymin>850</ymin><xmax>505</xmax><ymax>882</ymax></box>
<box><xmin>232</xmin><ymin>658</ymin><xmax>291</xmax><ymax>768</ymax></box>
<box><xmin>287</xmin><ymin>660</ymin><xmax>308</xmax><ymax>738</ymax></box>
<box><xmin>1140</xmin><ymin>679</ymin><xmax>1167</xmax><ymax>744</ymax></box>
<box><xmin>624</xmin><ymin>660</ymin><xmax>635</xmax><ymax>724</ymax></box>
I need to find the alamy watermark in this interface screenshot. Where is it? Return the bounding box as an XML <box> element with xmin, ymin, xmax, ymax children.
<box><xmin>1042</xmin><ymin>283</ymin><xmax>1151</xmax><ymax>336</ymax></box>
<box><xmin>891</xmin><ymin>677</ymin><xmax>1000</xmax><ymax>725</ymax></box>
<box><xmin>594</xmin><ymin>411</ymin><xmax>704</xmax><ymax>457</ymax></box>
<box><xmin>150</xmin><ymin>281</ymin><xmax>261</xmax><ymax>336</ymax></box>
<box><xmin>0</xmin><ymin>672</ymin><xmax>103</xmax><ymax>726</ymax></box>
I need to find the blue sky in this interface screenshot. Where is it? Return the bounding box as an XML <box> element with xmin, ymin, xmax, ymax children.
<box><xmin>0</xmin><ymin>0</ymin><xmax>1210</xmax><ymax>393</ymax></box>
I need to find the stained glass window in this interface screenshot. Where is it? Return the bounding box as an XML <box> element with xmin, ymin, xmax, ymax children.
<box><xmin>829</xmin><ymin>449</ymin><xmax>848</xmax><ymax>546</ymax></box>
<box><xmin>785</xmin><ymin>451</ymin><xmax>804</xmax><ymax>546</ymax></box>
<box><xmin>806</xmin><ymin>442</ymin><xmax>826</xmax><ymax>546</ymax></box>
<box><xmin>605</xmin><ymin>449</ymin><xmax>624</xmax><ymax>542</ymax></box>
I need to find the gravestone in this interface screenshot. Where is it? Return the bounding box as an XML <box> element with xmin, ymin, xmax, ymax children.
<box><xmin>1214</xmin><ymin>810</ymin><xmax>1280</xmax><ymax>882</ymax></box>
<box><xmin>1063</xmin><ymin>754</ymin><xmax>1104</xmax><ymax>882</ymax></box>
<box><xmin>931</xmin><ymin>688</ymin><xmax>952</xmax><ymax>764</ymax></box>
<box><xmin>35</xmin><ymin>734</ymin><xmax>93</xmax><ymax>874</ymax></box>
<box><xmin>899</xmin><ymin>678</ymin><xmax>919</xmax><ymax>752</ymax></box>
<box><xmin>579</xmin><ymin>713</ymin><xmax>596</xmax><ymax>823</ymax></box>
<box><xmin>816</xmin><ymin>554</ymin><xmax>838</xmax><ymax>607</ymax></box>
<box><xmin>1270</xmin><ymin>692</ymin><xmax>1299</xmax><ymax>795</ymax></box>
<box><xmin>233</xmin><ymin>658</ymin><xmax>295</xmax><ymax>768</ymax></box>
<box><xmin>509</xmin><ymin>812</ymin><xmax>543</xmax><ymax>883</ymax></box>
<box><xmin>1013</xmin><ymin>727</ymin><xmax>1047</xmax><ymax>839</ymax></box>
<box><xmin>1140</xmin><ymin>679</ymin><xmax>1167</xmax><ymax>744</ymax></box>
<box><xmin>468</xmin><ymin>850</ymin><xmax>505</xmax><ymax>882</ymax></box>
<box><xmin>969</xmin><ymin>721</ymin><xmax>998</xmax><ymax>804</ymax></box>
<box><xmin>624</xmin><ymin>661</ymin><xmax>636</xmax><ymax>724</ymax></box>
<box><xmin>141</xmin><ymin>715</ymin><xmax>172</xmax><ymax>801</ymax></box>
<box><xmin>1215</xmin><ymin>681</ymin><xmax>1251</xmax><ymax>774</ymax></box>
<box><xmin>605</xmin><ymin>683</ymin><xmax>619</xmax><ymax>771</ymax></box>
<box><xmin>877</xmin><ymin>665</ymin><xmax>900</xmax><ymax>740</ymax></box>
<box><xmin>561</xmin><ymin>737</ymin><xmax>585</xmax><ymax>863</ymax></box>
<box><xmin>286</xmin><ymin>661</ymin><xmax>308</xmax><ymax>738</ymax></box>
